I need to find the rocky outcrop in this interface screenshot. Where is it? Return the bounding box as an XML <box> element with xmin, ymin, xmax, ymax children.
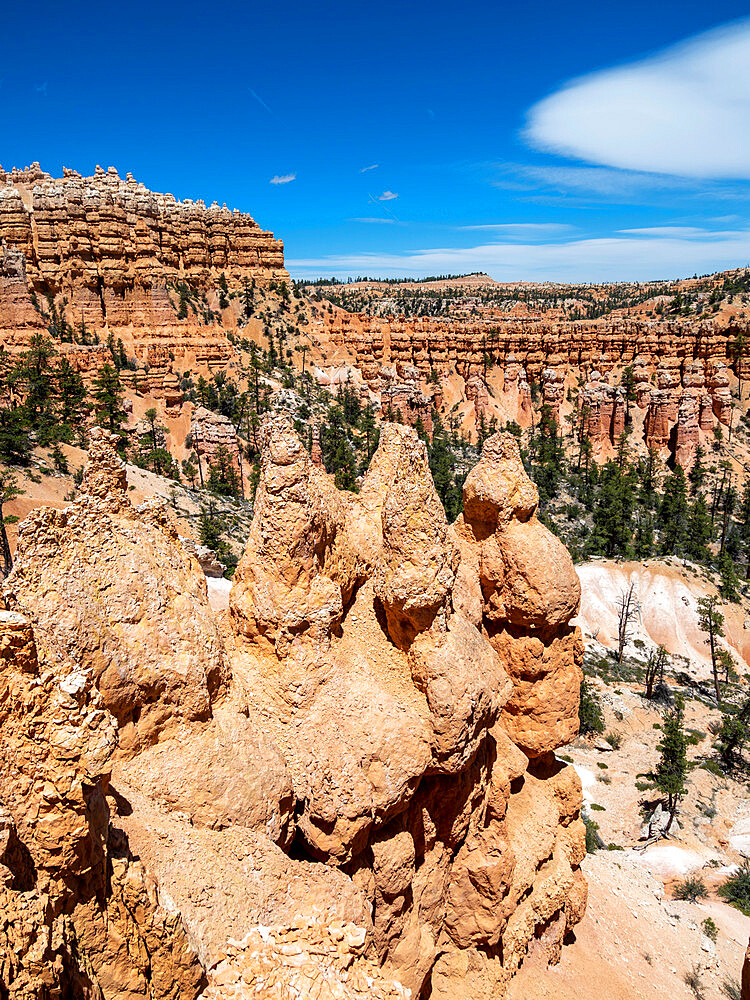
<box><xmin>4</xmin><ymin>428</ymin><xmax>227</xmax><ymax>755</ymax></box>
<box><xmin>0</xmin><ymin>608</ymin><xmax>205</xmax><ymax>999</ymax></box>
<box><xmin>190</xmin><ymin>406</ymin><xmax>243</xmax><ymax>484</ymax></box>
<box><xmin>0</xmin><ymin>164</ymin><xmax>287</xmax><ymax>372</ymax></box>
<box><xmin>0</xmin><ymin>164</ymin><xmax>286</xmax><ymax>297</ymax></box>
<box><xmin>203</xmin><ymin>919</ymin><xmax>409</xmax><ymax>999</ymax></box>
<box><xmin>3</xmin><ymin>415</ymin><xmax>586</xmax><ymax>1000</ymax></box>
<box><xmin>229</xmin><ymin>414</ymin><xmax>586</xmax><ymax>998</ymax></box>
<box><xmin>674</xmin><ymin>392</ymin><xmax>701</xmax><ymax>471</ymax></box>
<box><xmin>582</xmin><ymin>373</ymin><xmax>626</xmax><ymax>458</ymax></box>
<box><xmin>378</xmin><ymin>364</ymin><xmax>436</xmax><ymax>434</ymax></box>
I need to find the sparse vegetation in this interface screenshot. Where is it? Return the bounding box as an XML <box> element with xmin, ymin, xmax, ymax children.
<box><xmin>674</xmin><ymin>875</ymin><xmax>708</xmax><ymax>902</ymax></box>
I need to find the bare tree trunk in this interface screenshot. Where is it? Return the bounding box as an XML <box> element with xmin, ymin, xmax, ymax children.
<box><xmin>617</xmin><ymin>583</ymin><xmax>637</xmax><ymax>663</ymax></box>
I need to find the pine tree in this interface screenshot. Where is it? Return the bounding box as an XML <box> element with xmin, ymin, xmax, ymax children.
<box><xmin>689</xmin><ymin>445</ymin><xmax>706</xmax><ymax>495</ymax></box>
<box><xmin>0</xmin><ymin>470</ymin><xmax>23</xmax><ymax>576</ymax></box>
<box><xmin>714</xmin><ymin>695</ymin><xmax>750</xmax><ymax>769</ymax></box>
<box><xmin>648</xmin><ymin>694</ymin><xmax>688</xmax><ymax>834</ymax></box>
<box><xmin>718</xmin><ymin>551</ymin><xmax>742</xmax><ymax>603</ymax></box>
<box><xmin>590</xmin><ymin>461</ymin><xmax>635</xmax><ymax>557</ymax></box>
<box><xmin>684</xmin><ymin>496</ymin><xmax>712</xmax><ymax>563</ymax></box>
<box><xmin>697</xmin><ymin>595</ymin><xmax>725</xmax><ymax>703</ymax></box>
<box><xmin>206</xmin><ymin>444</ymin><xmax>241</xmax><ymax>497</ymax></box>
<box><xmin>644</xmin><ymin>645</ymin><xmax>668</xmax><ymax>700</ymax></box>
<box><xmin>91</xmin><ymin>364</ymin><xmax>128</xmax><ymax>448</ymax></box>
<box><xmin>658</xmin><ymin>466</ymin><xmax>689</xmax><ymax>555</ymax></box>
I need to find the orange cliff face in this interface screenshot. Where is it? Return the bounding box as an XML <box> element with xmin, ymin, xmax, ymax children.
<box><xmin>0</xmin><ymin>163</ymin><xmax>288</xmax><ymax>371</ymax></box>
<box><xmin>306</xmin><ymin>298</ymin><xmax>745</xmax><ymax>470</ymax></box>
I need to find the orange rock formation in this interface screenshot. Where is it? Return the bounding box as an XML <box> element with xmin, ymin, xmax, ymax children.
<box><xmin>2</xmin><ymin>418</ymin><xmax>587</xmax><ymax>999</ymax></box>
<box><xmin>0</xmin><ymin>163</ymin><xmax>287</xmax><ymax>375</ymax></box>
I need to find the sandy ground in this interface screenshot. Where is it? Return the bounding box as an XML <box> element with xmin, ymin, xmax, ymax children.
<box><xmin>508</xmin><ymin>851</ymin><xmax>750</xmax><ymax>1000</ymax></box>
<box><xmin>576</xmin><ymin>557</ymin><xmax>750</xmax><ymax>673</ymax></box>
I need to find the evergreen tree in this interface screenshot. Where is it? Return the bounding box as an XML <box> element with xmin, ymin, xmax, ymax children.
<box><xmin>0</xmin><ymin>470</ymin><xmax>23</xmax><ymax>576</ymax></box>
<box><xmin>658</xmin><ymin>466</ymin><xmax>689</xmax><ymax>555</ymax></box>
<box><xmin>697</xmin><ymin>595</ymin><xmax>726</xmax><ymax>703</ymax></box>
<box><xmin>718</xmin><ymin>550</ymin><xmax>742</xmax><ymax>603</ymax></box>
<box><xmin>0</xmin><ymin>407</ymin><xmax>32</xmax><ymax>465</ymax></box>
<box><xmin>57</xmin><ymin>359</ymin><xmax>87</xmax><ymax>442</ymax></box>
<box><xmin>714</xmin><ymin>696</ymin><xmax>750</xmax><ymax>769</ymax></box>
<box><xmin>689</xmin><ymin>445</ymin><xmax>706</xmax><ymax>496</ymax></box>
<box><xmin>91</xmin><ymin>364</ymin><xmax>128</xmax><ymax>449</ymax></box>
<box><xmin>429</xmin><ymin>415</ymin><xmax>463</xmax><ymax>521</ymax></box>
<box><xmin>590</xmin><ymin>461</ymin><xmax>636</xmax><ymax>557</ymax></box>
<box><xmin>684</xmin><ymin>496</ymin><xmax>713</xmax><ymax>563</ymax></box>
<box><xmin>206</xmin><ymin>444</ymin><xmax>242</xmax><ymax>497</ymax></box>
<box><xmin>647</xmin><ymin>694</ymin><xmax>689</xmax><ymax>834</ymax></box>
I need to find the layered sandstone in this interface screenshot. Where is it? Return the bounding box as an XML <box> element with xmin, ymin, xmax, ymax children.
<box><xmin>190</xmin><ymin>406</ymin><xmax>243</xmax><ymax>484</ymax></box>
<box><xmin>0</xmin><ymin>163</ymin><xmax>287</xmax><ymax>369</ymax></box>
<box><xmin>0</xmin><ymin>163</ymin><xmax>286</xmax><ymax>295</ymax></box>
<box><xmin>309</xmin><ymin>303</ymin><xmax>740</xmax><ymax>466</ymax></box>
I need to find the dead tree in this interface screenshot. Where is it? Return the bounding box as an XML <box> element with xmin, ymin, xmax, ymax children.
<box><xmin>615</xmin><ymin>583</ymin><xmax>638</xmax><ymax>664</ymax></box>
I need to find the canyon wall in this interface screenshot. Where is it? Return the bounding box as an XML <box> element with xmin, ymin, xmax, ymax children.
<box><xmin>313</xmin><ymin>306</ymin><xmax>742</xmax><ymax>385</ymax></box>
<box><xmin>309</xmin><ymin>304</ymin><xmax>742</xmax><ymax>469</ymax></box>
<box><xmin>0</xmin><ymin>163</ymin><xmax>287</xmax><ymax>370</ymax></box>
<box><xmin>2</xmin><ymin>420</ymin><xmax>586</xmax><ymax>999</ymax></box>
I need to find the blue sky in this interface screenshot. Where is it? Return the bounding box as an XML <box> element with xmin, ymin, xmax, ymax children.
<box><xmin>3</xmin><ymin>1</ymin><xmax>750</xmax><ymax>282</ymax></box>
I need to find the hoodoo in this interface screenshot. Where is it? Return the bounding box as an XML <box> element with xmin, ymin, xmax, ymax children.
<box><xmin>1</xmin><ymin>420</ymin><xmax>586</xmax><ymax>998</ymax></box>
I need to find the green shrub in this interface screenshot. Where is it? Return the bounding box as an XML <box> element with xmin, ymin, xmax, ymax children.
<box><xmin>605</xmin><ymin>732</ymin><xmax>623</xmax><ymax>749</ymax></box>
<box><xmin>718</xmin><ymin>861</ymin><xmax>750</xmax><ymax>916</ymax></box>
<box><xmin>583</xmin><ymin>815</ymin><xmax>600</xmax><ymax>853</ymax></box>
<box><xmin>590</xmin><ymin>803</ymin><xmax>606</xmax><ymax>811</ymax></box>
<box><xmin>702</xmin><ymin>917</ymin><xmax>718</xmax><ymax>942</ymax></box>
<box><xmin>674</xmin><ymin>875</ymin><xmax>708</xmax><ymax>902</ymax></box>
<box><xmin>579</xmin><ymin>676</ymin><xmax>605</xmax><ymax>735</ymax></box>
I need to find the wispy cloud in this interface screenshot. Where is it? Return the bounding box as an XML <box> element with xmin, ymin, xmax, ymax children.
<box><xmin>360</xmin><ymin>164</ymin><xmax>379</xmax><ymax>173</ymax></box>
<box><xmin>494</xmin><ymin>163</ymin><xmax>692</xmax><ymax>199</ymax></box>
<box><xmin>489</xmin><ymin>162</ymin><xmax>750</xmax><ymax>205</ymax></box>
<box><xmin>525</xmin><ymin>18</ymin><xmax>750</xmax><ymax>179</ymax></box>
<box><xmin>459</xmin><ymin>222</ymin><xmax>573</xmax><ymax>237</ymax></box>
<box><xmin>377</xmin><ymin>190</ymin><xmax>398</xmax><ymax>201</ymax></box>
<box><xmin>250</xmin><ymin>88</ymin><xmax>274</xmax><ymax>115</ymax></box>
<box><xmin>270</xmin><ymin>173</ymin><xmax>296</xmax><ymax>185</ymax></box>
<box><xmin>288</xmin><ymin>226</ymin><xmax>750</xmax><ymax>283</ymax></box>
<box><xmin>348</xmin><ymin>217</ymin><xmax>397</xmax><ymax>224</ymax></box>
<box><xmin>618</xmin><ymin>226</ymin><xmax>713</xmax><ymax>237</ymax></box>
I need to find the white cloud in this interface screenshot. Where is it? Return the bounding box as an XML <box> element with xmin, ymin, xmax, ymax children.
<box><xmin>618</xmin><ymin>226</ymin><xmax>712</xmax><ymax>237</ymax></box>
<box><xmin>525</xmin><ymin>19</ymin><xmax>750</xmax><ymax>179</ymax></box>
<box><xmin>288</xmin><ymin>227</ymin><xmax>750</xmax><ymax>283</ymax></box>
<box><xmin>348</xmin><ymin>217</ymin><xmax>397</xmax><ymax>224</ymax></box>
<box><xmin>360</xmin><ymin>164</ymin><xmax>379</xmax><ymax>173</ymax></box>
<box><xmin>270</xmin><ymin>173</ymin><xmax>296</xmax><ymax>185</ymax></box>
<box><xmin>460</xmin><ymin>222</ymin><xmax>573</xmax><ymax>237</ymax></box>
<box><xmin>378</xmin><ymin>190</ymin><xmax>398</xmax><ymax>201</ymax></box>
